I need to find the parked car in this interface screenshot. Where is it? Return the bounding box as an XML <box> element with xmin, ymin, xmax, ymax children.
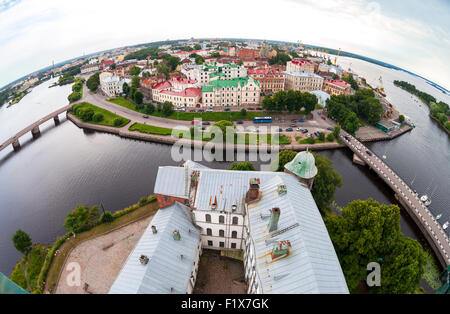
<box><xmin>298</xmin><ymin>119</ymin><xmax>305</xmax><ymax>122</ymax></box>
<box><xmin>321</xmin><ymin>115</ymin><xmax>326</xmax><ymax>120</ymax></box>
<box><xmin>248</xmin><ymin>108</ymin><xmax>255</xmax><ymax>110</ymax></box>
<box><xmin>296</xmin><ymin>128</ymin><xmax>302</xmax><ymax>131</ymax></box>
<box><xmin>285</xmin><ymin>128</ymin><xmax>293</xmax><ymax>132</ymax></box>
<box><xmin>302</xmin><ymin>129</ymin><xmax>308</xmax><ymax>134</ymax></box>
<box><xmin>197</xmin><ymin>109</ymin><xmax>204</xmax><ymax>112</ymax></box>
<box><xmin>290</xmin><ymin>124</ymin><xmax>297</xmax><ymax>127</ymax></box>
<box><xmin>256</xmin><ymin>107</ymin><xmax>263</xmax><ymax>110</ymax></box>
<box><xmin>306</xmin><ymin>133</ymin><xmax>312</xmax><ymax>137</ymax></box>
<box><xmin>366</xmin><ymin>150</ymin><xmax>372</xmax><ymax>156</ymax></box>
<box><xmin>291</xmin><ymin>119</ymin><xmax>297</xmax><ymax>122</ymax></box>
<box><xmin>236</xmin><ymin>120</ymin><xmax>243</xmax><ymax>124</ymax></box>
<box><xmin>202</xmin><ymin>121</ymin><xmax>210</xmax><ymax>125</ymax></box>
<box><xmin>189</xmin><ymin>109</ymin><xmax>195</xmax><ymax>112</ymax></box>
<box><xmin>327</xmin><ymin>127</ymin><xmax>334</xmax><ymax>131</ymax></box>
<box><xmin>224</xmin><ymin>108</ymin><xmax>231</xmax><ymax>111</ymax></box>
<box><xmin>278</xmin><ymin>128</ymin><xmax>283</xmax><ymax>132</ymax></box>
<box><xmin>143</xmin><ymin>115</ymin><xmax>149</xmax><ymax>119</ymax></box>
<box><xmin>206</xmin><ymin>109</ymin><xmax>213</xmax><ymax>112</ymax></box>
<box><xmin>344</xmin><ymin>136</ymin><xmax>350</xmax><ymax>141</ymax></box>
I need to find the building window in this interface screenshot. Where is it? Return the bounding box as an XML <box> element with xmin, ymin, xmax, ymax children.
<box><xmin>219</xmin><ymin>215</ymin><xmax>225</xmax><ymax>224</ymax></box>
<box><xmin>219</xmin><ymin>242</ymin><xmax>225</xmax><ymax>248</ymax></box>
<box><xmin>232</xmin><ymin>231</ymin><xmax>237</xmax><ymax>239</ymax></box>
<box><xmin>208</xmin><ymin>240</ymin><xmax>213</xmax><ymax>246</ymax></box>
<box><xmin>165</xmin><ymin>196</ymin><xmax>170</xmax><ymax>202</ymax></box>
<box><xmin>231</xmin><ymin>243</ymin><xmax>237</xmax><ymax>249</ymax></box>
<box><xmin>232</xmin><ymin>217</ymin><xmax>239</xmax><ymax>225</ymax></box>
<box><xmin>207</xmin><ymin>228</ymin><xmax>212</xmax><ymax>236</ymax></box>
<box><xmin>219</xmin><ymin>229</ymin><xmax>225</xmax><ymax>237</ymax></box>
<box><xmin>205</xmin><ymin>214</ymin><xmax>211</xmax><ymax>222</ymax></box>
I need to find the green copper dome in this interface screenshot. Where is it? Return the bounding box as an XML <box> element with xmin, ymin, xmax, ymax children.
<box><xmin>284</xmin><ymin>149</ymin><xmax>318</xmax><ymax>179</ymax></box>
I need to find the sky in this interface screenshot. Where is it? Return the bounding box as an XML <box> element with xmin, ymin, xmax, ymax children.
<box><xmin>0</xmin><ymin>0</ymin><xmax>449</xmax><ymax>89</ymax></box>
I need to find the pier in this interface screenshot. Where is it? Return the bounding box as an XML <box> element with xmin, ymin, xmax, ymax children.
<box><xmin>340</xmin><ymin>131</ymin><xmax>450</xmax><ymax>268</ymax></box>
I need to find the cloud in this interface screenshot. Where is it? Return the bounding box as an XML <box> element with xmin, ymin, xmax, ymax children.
<box><xmin>0</xmin><ymin>0</ymin><xmax>448</xmax><ymax>89</ymax></box>
<box><xmin>0</xmin><ymin>0</ymin><xmax>20</xmax><ymax>13</ymax></box>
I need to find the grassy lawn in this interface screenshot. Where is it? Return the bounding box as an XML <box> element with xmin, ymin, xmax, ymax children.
<box><xmin>10</xmin><ymin>244</ymin><xmax>49</xmax><ymax>292</ymax></box>
<box><xmin>107</xmin><ymin>97</ymin><xmax>293</xmax><ymax>121</ymax></box>
<box><xmin>72</xmin><ymin>102</ymin><xmax>130</xmax><ymax>127</ymax></box>
<box><xmin>129</xmin><ymin>123</ymin><xmax>173</xmax><ymax>136</ymax></box>
<box><xmin>299</xmin><ymin>137</ymin><xmax>334</xmax><ymax>144</ymax></box>
<box><xmin>45</xmin><ymin>198</ymin><xmax>159</xmax><ymax>293</ymax></box>
<box><xmin>295</xmin><ymin>136</ymin><xmax>303</xmax><ymax>142</ymax></box>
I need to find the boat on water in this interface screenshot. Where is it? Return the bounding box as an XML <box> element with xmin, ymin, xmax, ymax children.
<box><xmin>424</xmin><ymin>199</ymin><xmax>432</xmax><ymax>206</ymax></box>
<box><xmin>420</xmin><ymin>195</ymin><xmax>429</xmax><ymax>202</ymax></box>
<box><xmin>436</xmin><ymin>214</ymin><xmax>442</xmax><ymax>220</ymax></box>
<box><xmin>443</xmin><ymin>221</ymin><xmax>449</xmax><ymax>230</ymax></box>
<box><xmin>382</xmin><ymin>155</ymin><xmax>387</xmax><ymax>159</ymax></box>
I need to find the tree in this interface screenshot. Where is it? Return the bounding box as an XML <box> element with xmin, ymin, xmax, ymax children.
<box><xmin>131</xmin><ymin>76</ymin><xmax>140</xmax><ymax>89</ymax></box>
<box><xmin>273</xmin><ymin>150</ymin><xmax>297</xmax><ymax>172</ymax></box>
<box><xmin>110</xmin><ymin>63</ymin><xmax>116</xmax><ymax>70</ymax></box>
<box><xmin>161</xmin><ymin>101</ymin><xmax>174</xmax><ymax>116</ymax></box>
<box><xmin>318</xmin><ymin>132</ymin><xmax>325</xmax><ymax>141</ymax></box>
<box><xmin>240</xmin><ymin>108</ymin><xmax>247</xmax><ymax>116</ymax></box>
<box><xmin>122</xmin><ymin>82</ymin><xmax>130</xmax><ymax>97</ymax></box>
<box><xmin>311</xmin><ymin>153</ymin><xmax>342</xmax><ymax>212</ymax></box>
<box><xmin>333</xmin><ymin>125</ymin><xmax>341</xmax><ymax>138</ymax></box>
<box><xmin>211</xmin><ymin>120</ymin><xmax>235</xmax><ymax>141</ymax></box>
<box><xmin>327</xmin><ymin>59</ymin><xmax>332</xmax><ymax>65</ymax></box>
<box><xmin>100</xmin><ymin>211</ymin><xmax>114</xmax><ymax>223</ymax></box>
<box><xmin>210</xmin><ymin>52</ymin><xmax>221</xmax><ymax>58</ymax></box>
<box><xmin>324</xmin><ymin>199</ymin><xmax>426</xmax><ymax>294</ymax></box>
<box><xmin>343</xmin><ymin>75</ymin><xmax>359</xmax><ymax>91</ymax></box>
<box><xmin>166</xmin><ymin>56</ymin><xmax>181</xmax><ymax>71</ymax></box>
<box><xmin>129</xmin><ymin>66</ymin><xmax>141</xmax><ymax>76</ymax></box>
<box><xmin>343</xmin><ymin>112</ymin><xmax>360</xmax><ymax>134</ymax></box>
<box><xmin>195</xmin><ymin>55</ymin><xmax>205</xmax><ymax>65</ymax></box>
<box><xmin>114</xmin><ymin>118</ymin><xmax>125</xmax><ymax>127</ymax></box>
<box><xmin>86</xmin><ymin>73</ymin><xmax>100</xmax><ymax>92</ymax></box>
<box><xmin>238</xmin><ymin>60</ymin><xmax>243</xmax><ymax>66</ymax></box>
<box><xmin>228</xmin><ymin>161</ymin><xmax>255</xmax><ymax>171</ymax></box>
<box><xmin>326</xmin><ymin>133</ymin><xmax>335</xmax><ymax>142</ymax></box>
<box><xmin>134</xmin><ymin>91</ymin><xmax>144</xmax><ymax>104</ymax></box>
<box><xmin>302</xmin><ymin>92</ymin><xmax>318</xmax><ymax>114</ymax></box>
<box><xmin>12</xmin><ymin>230</ymin><xmax>32</xmax><ymax>254</ymax></box>
<box><xmin>64</xmin><ymin>206</ymin><xmax>89</xmax><ymax>233</ymax></box>
<box><xmin>157</xmin><ymin>63</ymin><xmax>170</xmax><ymax>79</ymax></box>
<box><xmin>78</xmin><ymin>107</ymin><xmax>94</xmax><ymax>121</ymax></box>
<box><xmin>194</xmin><ymin>44</ymin><xmax>201</xmax><ymax>50</ymax></box>
<box><xmin>145</xmin><ymin>103</ymin><xmax>155</xmax><ymax>114</ymax></box>
<box><xmin>67</xmin><ymin>91</ymin><xmax>81</xmax><ymax>102</ymax></box>
<box><xmin>398</xmin><ymin>115</ymin><xmax>405</xmax><ymax>123</ymax></box>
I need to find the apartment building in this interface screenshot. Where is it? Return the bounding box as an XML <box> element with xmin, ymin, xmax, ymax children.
<box><xmin>201</xmin><ymin>77</ymin><xmax>260</xmax><ymax>108</ymax></box>
<box><xmin>323</xmin><ymin>78</ymin><xmax>352</xmax><ymax>96</ymax></box>
<box><xmin>286</xmin><ymin>59</ymin><xmax>315</xmax><ymax>73</ymax></box>
<box><xmin>247</xmin><ymin>67</ymin><xmax>285</xmax><ymax>95</ymax></box>
<box><xmin>284</xmin><ymin>71</ymin><xmax>324</xmax><ymax>92</ymax></box>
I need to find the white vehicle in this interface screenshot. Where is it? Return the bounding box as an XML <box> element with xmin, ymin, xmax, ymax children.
<box><xmin>443</xmin><ymin>221</ymin><xmax>449</xmax><ymax>230</ymax></box>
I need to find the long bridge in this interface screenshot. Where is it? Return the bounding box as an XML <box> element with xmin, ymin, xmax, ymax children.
<box><xmin>0</xmin><ymin>105</ymin><xmax>72</xmax><ymax>152</ymax></box>
<box><xmin>340</xmin><ymin>131</ymin><xmax>450</xmax><ymax>268</ymax></box>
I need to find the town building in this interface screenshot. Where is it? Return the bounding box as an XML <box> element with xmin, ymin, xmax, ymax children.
<box><xmin>99</xmin><ymin>72</ymin><xmax>130</xmax><ymax>97</ymax></box>
<box><xmin>310</xmin><ymin>90</ymin><xmax>331</xmax><ymax>107</ymax></box>
<box><xmin>151</xmin><ymin>153</ymin><xmax>349</xmax><ymax>294</ymax></box>
<box><xmin>286</xmin><ymin>59</ymin><xmax>315</xmax><ymax>73</ymax></box>
<box><xmin>318</xmin><ymin>63</ymin><xmax>344</xmax><ymax>77</ymax></box>
<box><xmin>109</xmin><ymin>202</ymin><xmax>202</xmax><ymax>294</ymax></box>
<box><xmin>238</xmin><ymin>48</ymin><xmax>260</xmax><ymax>60</ymax></box>
<box><xmin>201</xmin><ymin>77</ymin><xmax>260</xmax><ymax>108</ymax></box>
<box><xmin>181</xmin><ymin>62</ymin><xmax>247</xmax><ymax>86</ymax></box>
<box><xmin>322</xmin><ymin>79</ymin><xmax>352</xmax><ymax>96</ymax></box>
<box><xmin>284</xmin><ymin>71</ymin><xmax>324</xmax><ymax>92</ymax></box>
<box><xmin>152</xmin><ymin>77</ymin><xmax>201</xmax><ymax>108</ymax></box>
<box><xmin>80</xmin><ymin>63</ymin><xmax>99</xmax><ymax>74</ymax></box>
<box><xmin>248</xmin><ymin>67</ymin><xmax>285</xmax><ymax>95</ymax></box>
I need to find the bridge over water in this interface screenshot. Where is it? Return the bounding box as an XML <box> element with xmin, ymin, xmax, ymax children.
<box><xmin>340</xmin><ymin>131</ymin><xmax>450</xmax><ymax>268</ymax></box>
<box><xmin>0</xmin><ymin>105</ymin><xmax>71</xmax><ymax>152</ymax></box>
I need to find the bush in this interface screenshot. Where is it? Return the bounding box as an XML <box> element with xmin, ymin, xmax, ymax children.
<box><xmin>12</xmin><ymin>230</ymin><xmax>32</xmax><ymax>254</ymax></box>
<box><xmin>240</xmin><ymin>108</ymin><xmax>247</xmax><ymax>116</ymax></box>
<box><xmin>327</xmin><ymin>133</ymin><xmax>335</xmax><ymax>142</ymax></box>
<box><xmin>67</xmin><ymin>91</ymin><xmax>82</xmax><ymax>103</ymax></box>
<box><xmin>113</xmin><ymin>118</ymin><xmax>124</xmax><ymax>127</ymax></box>
<box><xmin>306</xmin><ymin>137</ymin><xmax>315</xmax><ymax>144</ymax></box>
<box><xmin>318</xmin><ymin>132</ymin><xmax>325</xmax><ymax>141</ymax></box>
<box><xmin>399</xmin><ymin>114</ymin><xmax>405</xmax><ymax>123</ymax></box>
<box><xmin>78</xmin><ymin>107</ymin><xmax>94</xmax><ymax>121</ymax></box>
<box><xmin>92</xmin><ymin>113</ymin><xmax>104</xmax><ymax>122</ymax></box>
<box><xmin>100</xmin><ymin>211</ymin><xmax>114</xmax><ymax>223</ymax></box>
<box><xmin>145</xmin><ymin>103</ymin><xmax>155</xmax><ymax>114</ymax></box>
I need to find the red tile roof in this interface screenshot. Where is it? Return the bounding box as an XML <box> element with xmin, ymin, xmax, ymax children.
<box><xmin>160</xmin><ymin>88</ymin><xmax>201</xmax><ymax>98</ymax></box>
<box><xmin>290</xmin><ymin>59</ymin><xmax>314</xmax><ymax>66</ymax></box>
<box><xmin>325</xmin><ymin>79</ymin><xmax>350</xmax><ymax>88</ymax></box>
<box><xmin>248</xmin><ymin>67</ymin><xmax>282</xmax><ymax>75</ymax></box>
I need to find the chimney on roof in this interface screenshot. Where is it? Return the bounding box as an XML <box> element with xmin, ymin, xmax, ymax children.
<box><xmin>247</xmin><ymin>178</ymin><xmax>261</xmax><ymax>203</ymax></box>
<box><xmin>173</xmin><ymin>229</ymin><xmax>181</xmax><ymax>241</ymax></box>
<box><xmin>268</xmin><ymin>208</ymin><xmax>280</xmax><ymax>232</ymax></box>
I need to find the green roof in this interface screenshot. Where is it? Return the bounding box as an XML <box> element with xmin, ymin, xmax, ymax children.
<box><xmin>0</xmin><ymin>272</ymin><xmax>29</xmax><ymax>294</ymax></box>
<box><xmin>284</xmin><ymin>150</ymin><xmax>318</xmax><ymax>179</ymax></box>
<box><xmin>201</xmin><ymin>77</ymin><xmax>253</xmax><ymax>92</ymax></box>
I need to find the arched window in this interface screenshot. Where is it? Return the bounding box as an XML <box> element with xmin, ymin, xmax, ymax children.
<box><xmin>232</xmin><ymin>217</ymin><xmax>239</xmax><ymax>225</ymax></box>
<box><xmin>231</xmin><ymin>231</ymin><xmax>237</xmax><ymax>239</ymax></box>
<box><xmin>205</xmin><ymin>214</ymin><xmax>211</xmax><ymax>223</ymax></box>
<box><xmin>219</xmin><ymin>229</ymin><xmax>225</xmax><ymax>237</ymax></box>
<box><xmin>207</xmin><ymin>228</ymin><xmax>212</xmax><ymax>236</ymax></box>
<box><xmin>219</xmin><ymin>215</ymin><xmax>225</xmax><ymax>224</ymax></box>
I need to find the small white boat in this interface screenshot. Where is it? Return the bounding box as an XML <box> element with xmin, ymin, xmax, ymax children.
<box><xmin>436</xmin><ymin>214</ymin><xmax>442</xmax><ymax>220</ymax></box>
<box><xmin>420</xmin><ymin>195</ymin><xmax>429</xmax><ymax>202</ymax></box>
<box><xmin>382</xmin><ymin>155</ymin><xmax>387</xmax><ymax>159</ymax></box>
<box><xmin>443</xmin><ymin>221</ymin><xmax>449</xmax><ymax>230</ymax></box>
<box><xmin>424</xmin><ymin>199</ymin><xmax>432</xmax><ymax>206</ymax></box>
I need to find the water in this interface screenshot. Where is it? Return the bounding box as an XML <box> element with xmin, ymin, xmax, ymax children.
<box><xmin>0</xmin><ymin>61</ymin><xmax>449</xmax><ymax>281</ymax></box>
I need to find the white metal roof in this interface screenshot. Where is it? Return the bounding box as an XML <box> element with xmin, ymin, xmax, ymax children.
<box><xmin>247</xmin><ymin>175</ymin><xmax>349</xmax><ymax>294</ymax></box>
<box><xmin>109</xmin><ymin>202</ymin><xmax>201</xmax><ymax>294</ymax></box>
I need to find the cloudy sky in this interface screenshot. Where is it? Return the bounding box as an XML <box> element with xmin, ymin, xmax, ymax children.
<box><xmin>1</xmin><ymin>0</ymin><xmax>449</xmax><ymax>89</ymax></box>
